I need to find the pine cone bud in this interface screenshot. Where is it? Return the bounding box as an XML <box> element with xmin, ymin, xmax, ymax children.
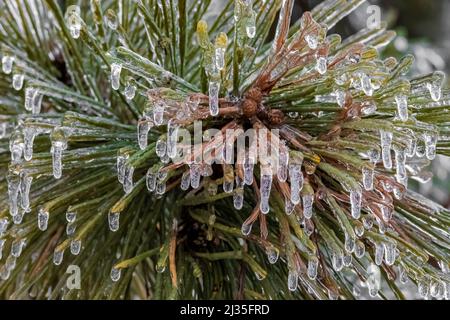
<box><xmin>242</xmin><ymin>99</ymin><xmax>258</xmax><ymax>118</ymax></box>
<box><xmin>245</xmin><ymin>88</ymin><xmax>263</xmax><ymax>104</ymax></box>
<box><xmin>268</xmin><ymin>109</ymin><xmax>285</xmax><ymax>125</ymax></box>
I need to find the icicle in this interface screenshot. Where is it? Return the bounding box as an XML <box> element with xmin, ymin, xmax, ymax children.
<box><xmin>394</xmin><ymin>146</ymin><xmax>407</xmax><ymax>183</ymax></box>
<box><xmin>180</xmin><ymin>171</ymin><xmax>190</xmax><ymax>191</ymax></box>
<box><xmin>427</xmin><ymin>79</ymin><xmax>442</xmax><ymax>102</ymax></box>
<box><xmin>66</xmin><ymin>223</ymin><xmax>76</xmax><ymax>236</ymax></box>
<box><xmin>302</xmin><ymin>193</ymin><xmax>314</xmax><ymax>219</ymax></box>
<box><xmin>259</xmin><ymin>166</ymin><xmax>273</xmax><ymax>214</ymax></box>
<box><xmin>243</xmin><ymin>156</ymin><xmax>254</xmax><ymax>185</ymax></box>
<box><xmin>7</xmin><ymin>173</ymin><xmax>20</xmax><ymax>216</ymax></box>
<box><xmin>111</xmin><ymin>267</ymin><xmax>121</xmax><ymax>282</ymax></box>
<box><xmin>307</xmin><ymin>256</ymin><xmax>319</xmax><ymax>280</ymax></box>
<box><xmin>116</xmin><ymin>152</ymin><xmax>128</xmax><ymax>184</ymax></box>
<box><xmin>233</xmin><ymin>188</ymin><xmax>244</xmax><ymax>210</ymax></box>
<box><xmin>380</xmin><ymin>130</ymin><xmax>393</xmax><ymax>169</ymax></box>
<box><xmin>380</xmin><ymin>205</ymin><xmax>393</xmax><ymax>222</ymax></box>
<box><xmin>0</xmin><ymin>218</ymin><xmax>8</xmax><ymax>236</ymax></box>
<box><xmin>368</xmin><ymin>149</ymin><xmax>380</xmax><ymax>164</ymax></box>
<box><xmin>108</xmin><ymin>212</ymin><xmax>120</xmax><ymax>232</ymax></box>
<box><xmin>13</xmin><ymin>212</ymin><xmax>23</xmax><ymax>225</ymax></box>
<box><xmin>124</xmin><ymin>82</ymin><xmax>136</xmax><ymax>100</ymax></box>
<box><xmin>366</xmin><ymin>264</ymin><xmax>381</xmax><ymax>297</ymax></box>
<box><xmin>0</xmin><ymin>122</ymin><xmax>6</xmax><ymax>139</ymax></box>
<box><xmin>423</xmin><ymin>133</ymin><xmax>437</xmax><ymax>161</ymax></box>
<box><xmin>277</xmin><ymin>146</ymin><xmax>289</xmax><ymax>182</ymax></box>
<box><xmin>315</xmin><ymin>56</ymin><xmax>327</xmax><ymax>75</ymax></box>
<box><xmin>156</xmin><ymin>181</ymin><xmax>166</xmax><ymax>195</ymax></box>
<box><xmin>53</xmin><ymin>249</ymin><xmax>64</xmax><ymax>266</ymax></box>
<box><xmin>266</xmin><ymin>246</ymin><xmax>279</xmax><ymax>264</ymax></box>
<box><xmin>51</xmin><ymin>140</ymin><xmax>67</xmax><ymax>179</ymax></box>
<box><xmin>350</xmin><ymin>188</ymin><xmax>362</xmax><ymax>219</ymax></box>
<box><xmin>374</xmin><ymin>242</ymin><xmax>384</xmax><ymax>265</ymax></box>
<box><xmin>395</xmin><ymin>94</ymin><xmax>408</xmax><ymax>121</ymax></box>
<box><xmin>37</xmin><ymin>208</ymin><xmax>49</xmax><ymax>231</ymax></box>
<box><xmin>66</xmin><ymin>6</ymin><xmax>82</xmax><ymax>39</ymax></box>
<box><xmin>24</xmin><ymin>87</ymin><xmax>36</xmax><ymax>111</ymax></box>
<box><xmin>23</xmin><ymin>128</ymin><xmax>36</xmax><ymax>161</ymax></box>
<box><xmin>360</xmin><ymin>73</ymin><xmax>373</xmax><ymax>96</ymax></box>
<box><xmin>287</xmin><ymin>269</ymin><xmax>298</xmax><ymax>292</ymax></box>
<box><xmin>166</xmin><ymin>120</ymin><xmax>179</xmax><ymax>159</ymax></box>
<box><xmin>214</xmin><ymin>33</ymin><xmax>227</xmax><ymax>71</ymax></box>
<box><xmin>362</xmin><ymin>166</ymin><xmax>374</xmax><ymax>191</ymax></box>
<box><xmin>288</xmin><ymin>164</ymin><xmax>303</xmax><ymax>205</ymax></box>
<box><xmin>137</xmin><ymin>119</ymin><xmax>150</xmax><ymax>150</ymax></box>
<box><xmin>383</xmin><ymin>242</ymin><xmax>396</xmax><ymax>266</ymax></box>
<box><xmin>123</xmin><ymin>165</ymin><xmax>134</xmax><ymax>194</ymax></box>
<box><xmin>245</xmin><ymin>11</ymin><xmax>256</xmax><ymax>38</ymax></box>
<box><xmin>110</xmin><ymin>63</ymin><xmax>122</xmax><ymax>91</ymax></box>
<box><xmin>19</xmin><ymin>172</ymin><xmax>32</xmax><ymax>211</ymax></box>
<box><xmin>343</xmin><ymin>255</ymin><xmax>352</xmax><ymax>267</ymax></box>
<box><xmin>190</xmin><ymin>164</ymin><xmax>201</xmax><ymax>189</ymax></box>
<box><xmin>153</xmin><ymin>101</ymin><xmax>165</xmax><ymax>125</ymax></box>
<box><xmin>146</xmin><ymin>169</ymin><xmax>157</xmax><ymax>192</ymax></box>
<box><xmin>156</xmin><ymin>139</ymin><xmax>167</xmax><ymax>158</ymax></box>
<box><xmin>285</xmin><ymin>198</ymin><xmax>295</xmax><ymax>215</ymax></box>
<box><xmin>2</xmin><ymin>55</ymin><xmax>14</xmax><ymax>74</ymax></box>
<box><xmin>11</xmin><ymin>239</ymin><xmax>26</xmax><ymax>258</ymax></box>
<box><xmin>241</xmin><ymin>222</ymin><xmax>253</xmax><ymax>236</ymax></box>
<box><xmin>12</xmin><ymin>74</ymin><xmax>24</xmax><ymax>91</ymax></box>
<box><xmin>70</xmin><ymin>239</ymin><xmax>81</xmax><ymax>255</ymax></box>
<box><xmin>208</xmin><ymin>81</ymin><xmax>220</xmax><ymax>117</ymax></box>
<box><xmin>345</xmin><ymin>234</ymin><xmax>355</xmax><ymax>253</ymax></box>
<box><xmin>418</xmin><ymin>279</ymin><xmax>430</xmax><ymax>299</ymax></box>
<box><xmin>332</xmin><ymin>251</ymin><xmax>344</xmax><ymax>271</ymax></box>
<box><xmin>223</xmin><ymin>177</ymin><xmax>234</xmax><ymax>193</ymax></box>
<box><xmin>355</xmin><ymin>240</ymin><xmax>365</xmax><ymax>258</ymax></box>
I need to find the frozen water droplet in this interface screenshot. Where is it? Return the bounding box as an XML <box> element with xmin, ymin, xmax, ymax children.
<box><xmin>70</xmin><ymin>239</ymin><xmax>81</xmax><ymax>255</ymax></box>
<box><xmin>335</xmin><ymin>90</ymin><xmax>346</xmax><ymax>107</ymax></box>
<box><xmin>395</xmin><ymin>95</ymin><xmax>408</xmax><ymax>121</ymax></box>
<box><xmin>38</xmin><ymin>208</ymin><xmax>49</xmax><ymax>231</ymax></box>
<box><xmin>307</xmin><ymin>256</ymin><xmax>319</xmax><ymax>280</ymax></box>
<box><xmin>0</xmin><ymin>218</ymin><xmax>9</xmax><ymax>236</ymax></box>
<box><xmin>111</xmin><ymin>267</ymin><xmax>121</xmax><ymax>282</ymax></box>
<box><xmin>427</xmin><ymin>81</ymin><xmax>442</xmax><ymax>102</ymax></box>
<box><xmin>180</xmin><ymin>171</ymin><xmax>190</xmax><ymax>191</ymax></box>
<box><xmin>244</xmin><ymin>157</ymin><xmax>254</xmax><ymax>185</ymax></box>
<box><xmin>0</xmin><ymin>239</ymin><xmax>5</xmax><ymax>260</ymax></box>
<box><xmin>137</xmin><ymin>119</ymin><xmax>150</xmax><ymax>150</ymax></box>
<box><xmin>362</xmin><ymin>167</ymin><xmax>374</xmax><ymax>191</ymax></box>
<box><xmin>13</xmin><ymin>212</ymin><xmax>24</xmax><ymax>225</ymax></box>
<box><xmin>374</xmin><ymin>242</ymin><xmax>384</xmax><ymax>265</ymax></box>
<box><xmin>423</xmin><ymin>133</ymin><xmax>437</xmax><ymax>161</ymax></box>
<box><xmin>153</xmin><ymin>101</ymin><xmax>165</xmax><ymax>125</ymax></box>
<box><xmin>366</xmin><ymin>264</ymin><xmax>380</xmax><ymax>297</ymax></box>
<box><xmin>245</xmin><ymin>11</ymin><xmax>256</xmax><ymax>38</ymax></box>
<box><xmin>124</xmin><ymin>82</ymin><xmax>136</xmax><ymax>100</ymax></box>
<box><xmin>418</xmin><ymin>279</ymin><xmax>430</xmax><ymax>298</ymax></box>
<box><xmin>332</xmin><ymin>252</ymin><xmax>344</xmax><ymax>271</ymax></box>
<box><xmin>166</xmin><ymin>120</ymin><xmax>179</xmax><ymax>159</ymax></box>
<box><xmin>2</xmin><ymin>55</ymin><xmax>14</xmax><ymax>74</ymax></box>
<box><xmin>345</xmin><ymin>234</ymin><xmax>356</xmax><ymax>253</ymax></box>
<box><xmin>190</xmin><ymin>164</ymin><xmax>201</xmax><ymax>189</ymax></box>
<box><xmin>116</xmin><ymin>153</ymin><xmax>128</xmax><ymax>184</ymax></box>
<box><xmin>394</xmin><ymin>146</ymin><xmax>407</xmax><ymax>183</ymax></box>
<box><xmin>302</xmin><ymin>194</ymin><xmax>314</xmax><ymax>219</ymax></box>
<box><xmin>66</xmin><ymin>6</ymin><xmax>82</xmax><ymax>39</ymax></box>
<box><xmin>350</xmin><ymin>189</ymin><xmax>362</xmax><ymax>219</ymax></box>
<box><xmin>208</xmin><ymin>81</ymin><xmax>220</xmax><ymax>116</ymax></box>
<box><xmin>11</xmin><ymin>239</ymin><xmax>26</xmax><ymax>258</ymax></box>
<box><xmin>233</xmin><ymin>188</ymin><xmax>244</xmax><ymax>210</ymax></box>
<box><xmin>51</xmin><ymin>142</ymin><xmax>66</xmax><ymax>179</ymax></box>
<box><xmin>259</xmin><ymin>167</ymin><xmax>273</xmax><ymax>214</ymax></box>
<box><xmin>215</xmin><ymin>47</ymin><xmax>225</xmax><ymax>71</ymax></box>
<box><xmin>266</xmin><ymin>246</ymin><xmax>279</xmax><ymax>264</ymax></box>
<box><xmin>380</xmin><ymin>130</ymin><xmax>393</xmax><ymax>169</ymax></box>
<box><xmin>108</xmin><ymin>212</ymin><xmax>120</xmax><ymax>232</ymax></box>
<box><xmin>285</xmin><ymin>198</ymin><xmax>295</xmax><ymax>215</ymax></box>
<box><xmin>156</xmin><ymin>139</ymin><xmax>167</xmax><ymax>158</ymax></box>
<box><xmin>12</xmin><ymin>74</ymin><xmax>24</xmax><ymax>91</ymax></box>
<box><xmin>66</xmin><ymin>222</ymin><xmax>76</xmax><ymax>236</ymax></box>
<box><xmin>53</xmin><ymin>249</ymin><xmax>64</xmax><ymax>266</ymax></box>
<box><xmin>19</xmin><ymin>172</ymin><xmax>32</xmax><ymax>211</ymax></box>
<box><xmin>287</xmin><ymin>270</ymin><xmax>298</xmax><ymax>291</ymax></box>
<box><xmin>361</xmin><ymin>101</ymin><xmax>377</xmax><ymax>115</ymax></box>
<box><xmin>343</xmin><ymin>254</ymin><xmax>352</xmax><ymax>267</ymax></box>
<box><xmin>383</xmin><ymin>242</ymin><xmax>396</xmax><ymax>266</ymax></box>
<box><xmin>7</xmin><ymin>173</ymin><xmax>21</xmax><ymax>217</ymax></box>
<box><xmin>360</xmin><ymin>73</ymin><xmax>373</xmax><ymax>96</ymax></box>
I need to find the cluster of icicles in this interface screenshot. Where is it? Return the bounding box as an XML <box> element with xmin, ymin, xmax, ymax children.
<box><xmin>0</xmin><ymin>2</ymin><xmax>445</xmax><ymax>297</ymax></box>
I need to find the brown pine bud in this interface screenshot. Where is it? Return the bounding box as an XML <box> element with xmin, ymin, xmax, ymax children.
<box><xmin>245</xmin><ymin>88</ymin><xmax>263</xmax><ymax>104</ymax></box>
<box><xmin>268</xmin><ymin>109</ymin><xmax>285</xmax><ymax>125</ymax></box>
<box><xmin>242</xmin><ymin>99</ymin><xmax>258</xmax><ymax>118</ymax></box>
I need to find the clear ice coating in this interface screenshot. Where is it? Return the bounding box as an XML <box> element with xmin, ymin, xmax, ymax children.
<box><xmin>146</xmin><ymin>169</ymin><xmax>157</xmax><ymax>192</ymax></box>
<box><xmin>23</xmin><ymin>128</ymin><xmax>36</xmax><ymax>161</ymax></box>
<box><xmin>288</xmin><ymin>164</ymin><xmax>303</xmax><ymax>205</ymax></box>
<box><xmin>12</xmin><ymin>74</ymin><xmax>24</xmax><ymax>91</ymax></box>
<box><xmin>2</xmin><ymin>55</ymin><xmax>14</xmax><ymax>74</ymax></box>
<box><xmin>38</xmin><ymin>208</ymin><xmax>49</xmax><ymax>231</ymax></box>
<box><xmin>362</xmin><ymin>167</ymin><xmax>374</xmax><ymax>191</ymax></box>
<box><xmin>166</xmin><ymin>120</ymin><xmax>178</xmax><ymax>159</ymax></box>
<box><xmin>383</xmin><ymin>242</ymin><xmax>396</xmax><ymax>266</ymax></box>
<box><xmin>7</xmin><ymin>173</ymin><xmax>20</xmax><ymax>216</ymax></box>
<box><xmin>233</xmin><ymin>188</ymin><xmax>244</xmax><ymax>210</ymax></box>
<box><xmin>110</xmin><ymin>63</ymin><xmax>122</xmax><ymax>91</ymax></box>
<box><xmin>366</xmin><ymin>264</ymin><xmax>381</xmax><ymax>297</ymax></box>
<box><xmin>427</xmin><ymin>78</ymin><xmax>442</xmax><ymax>102</ymax></box>
<box><xmin>116</xmin><ymin>153</ymin><xmax>128</xmax><ymax>184</ymax></box>
<box><xmin>243</xmin><ymin>156</ymin><xmax>254</xmax><ymax>185</ymax></box>
<box><xmin>394</xmin><ymin>147</ymin><xmax>407</xmax><ymax>184</ymax></box>
<box><xmin>361</xmin><ymin>101</ymin><xmax>377</xmax><ymax>115</ymax></box>
<box><xmin>335</xmin><ymin>89</ymin><xmax>346</xmax><ymax>107</ymax></box>
<box><xmin>395</xmin><ymin>94</ymin><xmax>408</xmax><ymax>121</ymax></box>
<box><xmin>208</xmin><ymin>81</ymin><xmax>220</xmax><ymax>116</ymax></box>
<box><xmin>111</xmin><ymin>267</ymin><xmax>121</xmax><ymax>282</ymax></box>
<box><xmin>53</xmin><ymin>249</ymin><xmax>64</xmax><ymax>266</ymax></box>
<box><xmin>374</xmin><ymin>242</ymin><xmax>384</xmax><ymax>265</ymax></box>
<box><xmin>302</xmin><ymin>193</ymin><xmax>314</xmax><ymax>219</ymax></box>
<box><xmin>349</xmin><ymin>189</ymin><xmax>362</xmax><ymax>219</ymax></box>
<box><xmin>19</xmin><ymin>172</ymin><xmax>32</xmax><ymax>211</ymax></box>
<box><xmin>245</xmin><ymin>11</ymin><xmax>256</xmax><ymax>38</ymax></box>
<box><xmin>380</xmin><ymin>130</ymin><xmax>393</xmax><ymax>169</ymax></box>
<box><xmin>70</xmin><ymin>239</ymin><xmax>81</xmax><ymax>255</ymax></box>
<box><xmin>360</xmin><ymin>73</ymin><xmax>373</xmax><ymax>96</ymax></box>
<box><xmin>108</xmin><ymin>212</ymin><xmax>120</xmax><ymax>232</ymax></box>
<box><xmin>24</xmin><ymin>87</ymin><xmax>43</xmax><ymax>114</ymax></box>
<box><xmin>259</xmin><ymin>167</ymin><xmax>273</xmax><ymax>214</ymax></box>
<box><xmin>66</xmin><ymin>6</ymin><xmax>82</xmax><ymax>39</ymax></box>
<box><xmin>305</xmin><ymin>34</ymin><xmax>318</xmax><ymax>49</ymax></box>
<box><xmin>307</xmin><ymin>256</ymin><xmax>319</xmax><ymax>280</ymax></box>
<box><xmin>315</xmin><ymin>56</ymin><xmax>327</xmax><ymax>75</ymax></box>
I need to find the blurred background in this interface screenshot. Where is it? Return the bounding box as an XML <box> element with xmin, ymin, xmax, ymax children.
<box><xmin>294</xmin><ymin>0</ymin><xmax>450</xmax><ymax>209</ymax></box>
